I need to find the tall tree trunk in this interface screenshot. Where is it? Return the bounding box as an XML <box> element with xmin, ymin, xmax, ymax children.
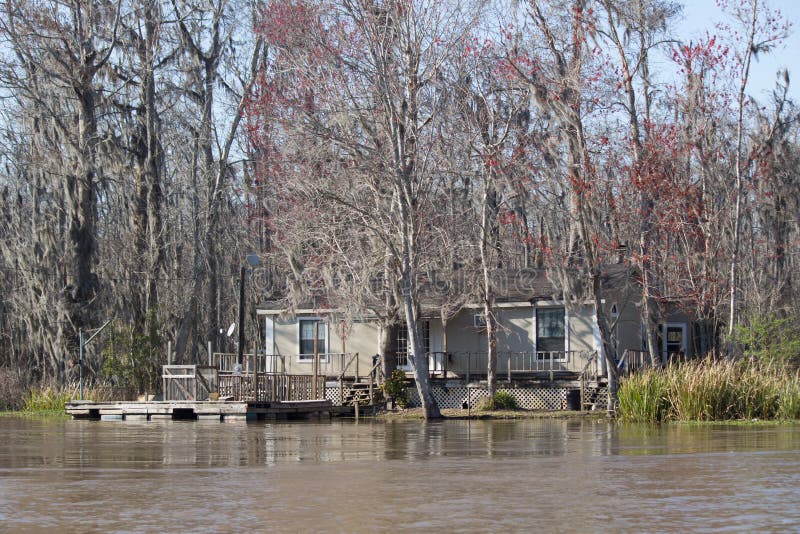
<box><xmin>481</xmin><ymin>175</ymin><xmax>499</xmax><ymax>399</ymax></box>
<box><xmin>728</xmin><ymin>0</ymin><xmax>759</xmax><ymax>347</ymax></box>
<box><xmin>131</xmin><ymin>0</ymin><xmax>164</xmax><ymax>329</ymax></box>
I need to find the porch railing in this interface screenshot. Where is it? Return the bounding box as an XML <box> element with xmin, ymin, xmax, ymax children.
<box><xmin>617</xmin><ymin>349</ymin><xmax>688</xmax><ymax>376</ymax></box>
<box><xmin>390</xmin><ymin>351</ymin><xmax>590</xmax><ymax>380</ymax></box>
<box><xmin>211</xmin><ymin>352</ymin><xmax>265</xmax><ymax>373</ymax></box>
<box><xmin>217</xmin><ymin>372</ymin><xmax>325</xmax><ymax>402</ymax></box>
<box><xmin>396</xmin><ymin>351</ymin><xmax>449</xmax><ymax>377</ymax></box>
<box><xmin>212</xmin><ymin>352</ymin><xmax>363</xmax><ymax>378</ymax></box>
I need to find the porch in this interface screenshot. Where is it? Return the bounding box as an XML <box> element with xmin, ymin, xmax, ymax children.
<box><xmin>413</xmin><ymin>350</ymin><xmax>597</xmax><ymax>382</ymax></box>
<box><xmin>211</xmin><ymin>350</ymin><xmax>601</xmax><ymax>381</ymax></box>
<box><xmin>161</xmin><ymin>349</ymin><xmax>606</xmax><ymax>408</ymax></box>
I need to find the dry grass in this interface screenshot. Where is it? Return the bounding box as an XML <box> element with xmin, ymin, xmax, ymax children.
<box><xmin>0</xmin><ymin>377</ymin><xmax>134</xmax><ymax>414</ymax></box>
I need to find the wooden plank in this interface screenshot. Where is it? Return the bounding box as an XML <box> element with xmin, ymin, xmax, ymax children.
<box><xmin>170</xmin><ymin>377</ymin><xmax>194</xmax><ymax>400</ymax></box>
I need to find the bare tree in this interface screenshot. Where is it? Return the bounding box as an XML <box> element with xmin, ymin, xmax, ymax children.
<box><xmin>0</xmin><ymin>0</ymin><xmax>121</xmax><ymax>377</ymax></box>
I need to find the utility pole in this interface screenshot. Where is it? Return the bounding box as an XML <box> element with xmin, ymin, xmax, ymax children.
<box><xmin>79</xmin><ymin>320</ymin><xmax>112</xmax><ymax>400</ymax></box>
<box><xmin>237</xmin><ymin>265</ymin><xmax>246</xmax><ymax>366</ymax></box>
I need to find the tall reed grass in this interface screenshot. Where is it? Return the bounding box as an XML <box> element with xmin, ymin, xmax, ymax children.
<box><xmin>617</xmin><ymin>358</ymin><xmax>800</xmax><ymax>423</ymax></box>
<box><xmin>22</xmin><ymin>386</ymin><xmax>74</xmax><ymax>413</ymax></box>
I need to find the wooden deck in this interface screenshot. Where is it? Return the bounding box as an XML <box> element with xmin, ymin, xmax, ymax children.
<box><xmin>65</xmin><ymin>399</ymin><xmax>354</xmax><ymax>422</ymax></box>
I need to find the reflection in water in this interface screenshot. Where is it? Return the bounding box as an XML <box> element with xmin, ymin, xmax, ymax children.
<box><xmin>0</xmin><ymin>417</ymin><xmax>798</xmax><ymax>532</ymax></box>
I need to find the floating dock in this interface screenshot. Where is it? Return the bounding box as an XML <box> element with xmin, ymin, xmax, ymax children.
<box><xmin>66</xmin><ymin>399</ymin><xmax>354</xmax><ymax>422</ymax></box>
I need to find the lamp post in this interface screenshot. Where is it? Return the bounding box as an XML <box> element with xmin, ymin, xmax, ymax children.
<box><xmin>79</xmin><ymin>320</ymin><xmax>112</xmax><ymax>400</ymax></box>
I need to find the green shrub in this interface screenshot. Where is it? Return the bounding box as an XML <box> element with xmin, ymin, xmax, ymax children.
<box><xmin>100</xmin><ymin>310</ymin><xmax>163</xmax><ymax>395</ymax></box>
<box><xmin>382</xmin><ymin>369</ymin><xmax>409</xmax><ymax>408</ymax></box>
<box><xmin>730</xmin><ymin>315</ymin><xmax>800</xmax><ymax>367</ymax></box>
<box><xmin>481</xmin><ymin>391</ymin><xmax>519</xmax><ymax>411</ymax></box>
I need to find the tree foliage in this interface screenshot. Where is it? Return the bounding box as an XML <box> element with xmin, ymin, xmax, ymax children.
<box><xmin>101</xmin><ymin>310</ymin><xmax>164</xmax><ymax>394</ymax></box>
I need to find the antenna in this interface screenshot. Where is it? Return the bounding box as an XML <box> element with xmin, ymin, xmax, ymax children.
<box><xmin>226</xmin><ymin>322</ymin><xmax>236</xmax><ymax>337</ymax></box>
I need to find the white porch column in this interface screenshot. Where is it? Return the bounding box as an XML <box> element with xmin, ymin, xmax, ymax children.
<box><xmin>592</xmin><ymin>309</ymin><xmax>606</xmax><ymax>376</ymax></box>
<box><xmin>265</xmin><ymin>316</ymin><xmax>275</xmax><ymax>373</ymax></box>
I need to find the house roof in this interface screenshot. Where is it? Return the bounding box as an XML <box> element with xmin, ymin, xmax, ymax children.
<box><xmin>256</xmin><ymin>264</ymin><xmax>638</xmax><ymax>314</ymax></box>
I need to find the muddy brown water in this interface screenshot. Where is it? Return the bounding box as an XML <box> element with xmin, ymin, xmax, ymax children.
<box><xmin>1</xmin><ymin>417</ymin><xmax>799</xmax><ymax>532</ymax></box>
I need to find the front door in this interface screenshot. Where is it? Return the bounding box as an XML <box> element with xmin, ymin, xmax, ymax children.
<box><xmin>397</xmin><ymin>321</ymin><xmax>430</xmax><ymax>371</ymax></box>
<box><xmin>663</xmin><ymin>323</ymin><xmax>687</xmax><ymax>362</ymax></box>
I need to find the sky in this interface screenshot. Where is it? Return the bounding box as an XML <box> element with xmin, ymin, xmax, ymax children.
<box><xmin>676</xmin><ymin>0</ymin><xmax>800</xmax><ymax>103</ymax></box>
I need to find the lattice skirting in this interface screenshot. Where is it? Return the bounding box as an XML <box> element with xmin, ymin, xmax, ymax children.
<box><xmin>325</xmin><ymin>383</ymin><xmax>568</xmax><ymax>410</ymax></box>
<box><xmin>324</xmin><ymin>384</ymin><xmax>357</xmax><ymax>404</ymax></box>
<box><xmin>406</xmin><ymin>385</ymin><xmax>567</xmax><ymax>410</ymax></box>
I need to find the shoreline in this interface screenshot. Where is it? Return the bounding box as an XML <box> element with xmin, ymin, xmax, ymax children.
<box><xmin>368</xmin><ymin>408</ymin><xmax>611</xmax><ymax>420</ymax></box>
<box><xmin>0</xmin><ymin>410</ymin><xmax>69</xmax><ymax>418</ymax></box>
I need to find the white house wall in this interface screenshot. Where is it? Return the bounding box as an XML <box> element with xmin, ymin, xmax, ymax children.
<box><xmin>271</xmin><ymin>315</ymin><xmax>379</xmax><ymax>375</ymax></box>
<box><xmin>610</xmin><ymin>298</ymin><xmax>643</xmax><ymax>357</ymax></box>
<box><xmin>496</xmin><ymin>308</ymin><xmax>536</xmax><ymax>353</ymax></box>
<box><xmin>443</xmin><ymin>310</ymin><xmax>484</xmax><ymax>353</ymax></box>
<box><xmin>264</xmin><ymin>304</ymin><xmax>601</xmax><ymax>376</ymax></box>
<box><xmin>568</xmin><ymin>306</ymin><xmax>595</xmax><ymax>353</ymax></box>
<box><xmin>340</xmin><ymin>321</ymin><xmax>381</xmax><ymax>362</ymax></box>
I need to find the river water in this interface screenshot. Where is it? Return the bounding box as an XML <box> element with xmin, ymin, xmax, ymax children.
<box><xmin>1</xmin><ymin>416</ymin><xmax>799</xmax><ymax>532</ymax></box>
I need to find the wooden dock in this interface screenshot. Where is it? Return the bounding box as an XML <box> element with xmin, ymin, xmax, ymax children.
<box><xmin>65</xmin><ymin>399</ymin><xmax>354</xmax><ymax>422</ymax></box>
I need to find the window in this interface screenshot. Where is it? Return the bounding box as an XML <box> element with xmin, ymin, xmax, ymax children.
<box><xmin>397</xmin><ymin>321</ymin><xmax>430</xmax><ymax>368</ymax></box>
<box><xmin>299</xmin><ymin>319</ymin><xmax>326</xmax><ymax>361</ymax></box>
<box><xmin>537</xmin><ymin>308</ymin><xmax>565</xmax><ymax>354</ymax></box>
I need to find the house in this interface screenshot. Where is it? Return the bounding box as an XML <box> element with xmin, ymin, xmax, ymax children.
<box><xmin>255</xmin><ymin>266</ymin><xmax>708</xmax><ymax>384</ymax></box>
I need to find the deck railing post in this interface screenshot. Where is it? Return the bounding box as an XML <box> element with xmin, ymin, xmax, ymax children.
<box><xmin>369</xmin><ymin>370</ymin><xmax>373</xmax><ymax>405</ymax></box>
<box><xmin>253</xmin><ymin>351</ymin><xmax>258</xmax><ymax>401</ymax></box>
<box><xmin>312</xmin><ymin>322</ymin><xmax>319</xmax><ymax>399</ymax></box>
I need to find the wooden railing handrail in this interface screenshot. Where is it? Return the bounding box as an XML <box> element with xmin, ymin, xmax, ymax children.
<box><xmin>217</xmin><ymin>373</ymin><xmax>325</xmax><ymax>402</ymax></box>
<box><xmin>337</xmin><ymin>352</ymin><xmax>360</xmax><ymax>381</ymax></box>
<box><xmin>579</xmin><ymin>350</ymin><xmax>599</xmax><ymax>379</ymax></box>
